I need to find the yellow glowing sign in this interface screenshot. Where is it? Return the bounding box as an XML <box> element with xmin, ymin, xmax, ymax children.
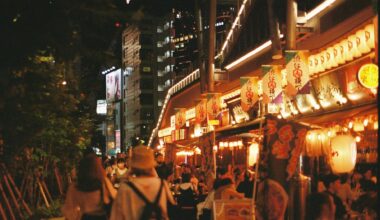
<box><xmin>358</xmin><ymin>64</ymin><xmax>378</xmax><ymax>89</ymax></box>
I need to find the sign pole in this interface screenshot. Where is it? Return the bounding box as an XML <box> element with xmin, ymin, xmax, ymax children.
<box><xmin>251</xmin><ymin>98</ymin><xmax>264</xmax><ymax>219</ymax></box>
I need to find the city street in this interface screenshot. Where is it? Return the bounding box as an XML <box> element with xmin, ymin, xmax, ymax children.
<box><xmin>0</xmin><ymin>0</ymin><xmax>378</xmax><ymax>219</ymax></box>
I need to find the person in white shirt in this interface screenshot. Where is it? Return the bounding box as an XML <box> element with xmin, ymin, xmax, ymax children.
<box><xmin>110</xmin><ymin>146</ymin><xmax>175</xmax><ymax>220</ymax></box>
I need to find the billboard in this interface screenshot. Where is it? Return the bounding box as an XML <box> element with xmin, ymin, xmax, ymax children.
<box><xmin>106</xmin><ymin>69</ymin><xmax>122</xmax><ymax>102</ymax></box>
<box><xmin>96</xmin><ymin>100</ymin><xmax>107</xmax><ymax>115</ymax></box>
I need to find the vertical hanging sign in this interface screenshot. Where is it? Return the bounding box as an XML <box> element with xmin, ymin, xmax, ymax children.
<box><xmin>285</xmin><ymin>50</ymin><xmax>311</xmax><ymax>96</ymax></box>
<box><xmin>195</xmin><ymin>99</ymin><xmax>207</xmax><ymax>124</ymax></box>
<box><xmin>262</xmin><ymin>65</ymin><xmax>283</xmax><ymax>104</ymax></box>
<box><xmin>206</xmin><ymin>93</ymin><xmax>221</xmax><ymax>125</ymax></box>
<box><xmin>240</xmin><ymin>77</ymin><xmax>259</xmax><ymax>112</ymax></box>
<box><xmin>175</xmin><ymin>108</ymin><xmax>186</xmax><ymax>129</ymax></box>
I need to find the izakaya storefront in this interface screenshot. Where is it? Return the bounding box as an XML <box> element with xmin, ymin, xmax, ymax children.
<box><xmin>155</xmin><ymin>18</ymin><xmax>378</xmax><ymax>177</ymax></box>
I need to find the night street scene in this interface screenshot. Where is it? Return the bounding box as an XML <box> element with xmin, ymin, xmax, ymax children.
<box><xmin>0</xmin><ymin>0</ymin><xmax>379</xmax><ymax>219</ymax></box>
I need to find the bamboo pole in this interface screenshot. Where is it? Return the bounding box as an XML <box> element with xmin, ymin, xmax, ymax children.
<box><xmin>38</xmin><ymin>180</ymin><xmax>50</xmax><ymax>208</ymax></box>
<box><xmin>1</xmin><ymin>164</ymin><xmax>32</xmax><ymax>215</ymax></box>
<box><xmin>0</xmin><ymin>181</ymin><xmax>16</xmax><ymax>220</ymax></box>
<box><xmin>41</xmin><ymin>180</ymin><xmax>53</xmax><ymax>203</ymax></box>
<box><xmin>251</xmin><ymin>100</ymin><xmax>264</xmax><ymax>218</ymax></box>
<box><xmin>54</xmin><ymin>166</ymin><xmax>63</xmax><ymax>195</ymax></box>
<box><xmin>0</xmin><ymin>202</ymin><xmax>7</xmax><ymax>220</ymax></box>
<box><xmin>32</xmin><ymin>177</ymin><xmax>38</xmax><ymax>207</ymax></box>
<box><xmin>2</xmin><ymin>172</ymin><xmax>23</xmax><ymax>218</ymax></box>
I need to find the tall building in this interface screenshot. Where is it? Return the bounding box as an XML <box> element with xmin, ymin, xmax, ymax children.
<box><xmin>122</xmin><ymin>15</ymin><xmax>174</xmax><ymax>146</ymax></box>
<box><xmin>171</xmin><ymin>5</ymin><xmax>235</xmax><ymax>82</ymax></box>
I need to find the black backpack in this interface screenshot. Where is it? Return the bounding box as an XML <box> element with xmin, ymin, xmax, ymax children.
<box><xmin>127</xmin><ymin>179</ymin><xmax>164</xmax><ymax>220</ymax></box>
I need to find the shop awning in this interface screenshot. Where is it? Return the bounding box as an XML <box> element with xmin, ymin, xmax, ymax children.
<box><xmin>295</xmin><ymin>102</ymin><xmax>377</xmax><ymax>125</ymax></box>
<box><xmin>216</xmin><ymin>117</ymin><xmax>264</xmax><ymax>138</ymax></box>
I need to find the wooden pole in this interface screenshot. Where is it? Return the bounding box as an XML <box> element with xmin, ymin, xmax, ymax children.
<box><xmin>2</xmin><ymin>172</ymin><xmax>23</xmax><ymax>218</ymax></box>
<box><xmin>41</xmin><ymin>180</ymin><xmax>53</xmax><ymax>203</ymax></box>
<box><xmin>207</xmin><ymin>0</ymin><xmax>216</xmax><ymax>92</ymax></box>
<box><xmin>1</xmin><ymin>164</ymin><xmax>32</xmax><ymax>215</ymax></box>
<box><xmin>54</xmin><ymin>166</ymin><xmax>63</xmax><ymax>195</ymax></box>
<box><xmin>0</xmin><ymin>182</ymin><xmax>16</xmax><ymax>220</ymax></box>
<box><xmin>38</xmin><ymin>180</ymin><xmax>50</xmax><ymax>208</ymax></box>
<box><xmin>0</xmin><ymin>202</ymin><xmax>7</xmax><ymax>220</ymax></box>
<box><xmin>251</xmin><ymin>101</ymin><xmax>264</xmax><ymax>217</ymax></box>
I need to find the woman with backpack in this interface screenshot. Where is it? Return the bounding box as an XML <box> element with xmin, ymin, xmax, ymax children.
<box><xmin>110</xmin><ymin>146</ymin><xmax>175</xmax><ymax>220</ymax></box>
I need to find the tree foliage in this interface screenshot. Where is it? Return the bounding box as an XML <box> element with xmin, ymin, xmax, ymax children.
<box><xmin>0</xmin><ymin>0</ymin><xmax>128</xmax><ymax>172</ymax></box>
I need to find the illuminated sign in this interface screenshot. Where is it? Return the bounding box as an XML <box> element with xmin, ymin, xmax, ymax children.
<box><xmin>106</xmin><ymin>69</ymin><xmax>122</xmax><ymax>102</ymax></box>
<box><xmin>158</xmin><ymin>127</ymin><xmax>173</xmax><ymax>138</ymax></box>
<box><xmin>358</xmin><ymin>63</ymin><xmax>378</xmax><ymax>89</ymax></box>
<box><xmin>185</xmin><ymin>108</ymin><xmax>196</xmax><ymax>120</ymax></box>
<box><xmin>96</xmin><ymin>100</ymin><xmax>107</xmax><ymax>115</ymax></box>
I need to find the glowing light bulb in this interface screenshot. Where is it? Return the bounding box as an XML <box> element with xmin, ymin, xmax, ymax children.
<box><xmin>348</xmin><ymin>121</ymin><xmax>353</xmax><ymax>129</ymax></box>
<box><xmin>307</xmin><ymin>133</ymin><xmax>313</xmax><ymax>140</ymax></box>
<box><xmin>213</xmin><ymin>145</ymin><xmax>218</xmax><ymax>152</ymax></box>
<box><xmin>355</xmin><ymin>136</ymin><xmax>361</xmax><ymax>142</ymax></box>
<box><xmin>343</xmin><ymin>127</ymin><xmax>348</xmax><ymax>132</ymax></box>
<box><xmin>317</xmin><ymin>134</ymin><xmax>321</xmax><ymax>140</ymax></box>
<box><xmin>327</xmin><ymin>130</ymin><xmax>332</xmax><ymax>137</ymax></box>
<box><xmin>363</xmin><ymin>119</ymin><xmax>369</xmax><ymax>127</ymax></box>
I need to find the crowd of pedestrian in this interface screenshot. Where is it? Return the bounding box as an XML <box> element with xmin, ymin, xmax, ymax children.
<box><xmin>312</xmin><ymin>168</ymin><xmax>378</xmax><ymax>219</ymax></box>
<box><xmin>61</xmin><ymin>147</ymin><xmax>377</xmax><ymax>220</ymax></box>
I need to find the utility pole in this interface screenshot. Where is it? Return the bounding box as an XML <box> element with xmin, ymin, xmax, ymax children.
<box><xmin>207</xmin><ymin>0</ymin><xmax>216</xmax><ymax>92</ymax></box>
<box><xmin>195</xmin><ymin>0</ymin><xmax>207</xmax><ymax>94</ymax></box>
<box><xmin>267</xmin><ymin>0</ymin><xmax>282</xmax><ymax>59</ymax></box>
<box><xmin>286</xmin><ymin>0</ymin><xmax>297</xmax><ymax>50</ymax></box>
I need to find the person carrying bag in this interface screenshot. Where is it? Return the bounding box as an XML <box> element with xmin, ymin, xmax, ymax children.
<box><xmin>110</xmin><ymin>146</ymin><xmax>175</xmax><ymax>220</ymax></box>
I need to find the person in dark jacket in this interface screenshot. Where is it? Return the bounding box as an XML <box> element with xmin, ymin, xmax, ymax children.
<box><xmin>323</xmin><ymin>174</ymin><xmax>347</xmax><ymax>220</ymax></box>
<box><xmin>155</xmin><ymin>153</ymin><xmax>173</xmax><ymax>180</ymax></box>
<box><xmin>237</xmin><ymin>170</ymin><xmax>254</xmax><ymax>198</ymax></box>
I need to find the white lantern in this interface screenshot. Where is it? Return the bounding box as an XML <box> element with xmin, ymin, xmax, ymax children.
<box><xmin>330</xmin><ymin>135</ymin><xmax>357</xmax><ymax>173</ymax></box>
<box><xmin>356</xmin><ymin>29</ymin><xmax>371</xmax><ymax>54</ymax></box>
<box><xmin>248</xmin><ymin>143</ymin><xmax>259</xmax><ymax>166</ymax></box>
<box><xmin>364</xmin><ymin>24</ymin><xmax>375</xmax><ymax>49</ymax></box>
<box><xmin>342</xmin><ymin>39</ymin><xmax>354</xmax><ymax>62</ymax></box>
<box><xmin>324</xmin><ymin>49</ymin><xmax>332</xmax><ymax>69</ymax></box>
<box><xmin>348</xmin><ymin>35</ymin><xmax>362</xmax><ymax>58</ymax></box>
<box><xmin>334</xmin><ymin>43</ymin><xmax>345</xmax><ymax>65</ymax></box>
<box><xmin>327</xmin><ymin>47</ymin><xmax>338</xmax><ymax>68</ymax></box>
<box><xmin>308</xmin><ymin>55</ymin><xmax>315</xmax><ymax>75</ymax></box>
<box><xmin>313</xmin><ymin>56</ymin><xmax>320</xmax><ymax>73</ymax></box>
<box><xmin>318</xmin><ymin>53</ymin><xmax>326</xmax><ymax>72</ymax></box>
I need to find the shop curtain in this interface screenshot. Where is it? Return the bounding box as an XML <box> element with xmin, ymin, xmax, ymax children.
<box><xmin>260</xmin><ymin>115</ymin><xmax>310</xmax><ymax>189</ymax></box>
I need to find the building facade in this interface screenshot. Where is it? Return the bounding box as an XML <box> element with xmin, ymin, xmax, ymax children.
<box><xmin>122</xmin><ymin>15</ymin><xmax>175</xmax><ymax>146</ymax></box>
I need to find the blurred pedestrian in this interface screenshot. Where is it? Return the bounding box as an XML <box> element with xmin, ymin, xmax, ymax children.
<box><xmin>62</xmin><ymin>154</ymin><xmax>117</xmax><ymax>220</ymax></box>
<box><xmin>236</xmin><ymin>170</ymin><xmax>254</xmax><ymax>198</ymax></box>
<box><xmin>110</xmin><ymin>146</ymin><xmax>175</xmax><ymax>220</ymax></box>
<box><xmin>323</xmin><ymin>174</ymin><xmax>347</xmax><ymax>219</ymax></box>
<box><xmin>214</xmin><ymin>167</ymin><xmax>244</xmax><ymax>200</ymax></box>
<box><xmin>155</xmin><ymin>153</ymin><xmax>172</xmax><ymax>180</ymax></box>
<box><xmin>306</xmin><ymin>192</ymin><xmax>336</xmax><ymax>220</ymax></box>
<box><xmin>337</xmin><ymin>174</ymin><xmax>354</xmax><ymax>211</ymax></box>
<box><xmin>114</xmin><ymin>158</ymin><xmax>128</xmax><ymax>187</ymax></box>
